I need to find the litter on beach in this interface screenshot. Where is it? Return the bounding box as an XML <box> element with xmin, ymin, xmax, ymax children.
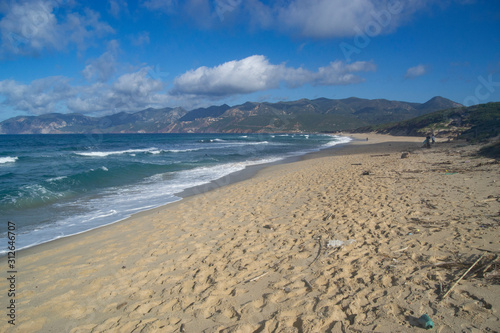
<box><xmin>327</xmin><ymin>239</ymin><xmax>356</xmax><ymax>248</ymax></box>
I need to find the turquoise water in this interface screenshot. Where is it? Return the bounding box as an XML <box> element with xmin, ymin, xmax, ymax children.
<box><xmin>0</xmin><ymin>133</ymin><xmax>350</xmax><ymax>253</ymax></box>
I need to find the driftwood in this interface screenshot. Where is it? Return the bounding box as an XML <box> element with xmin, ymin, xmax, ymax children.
<box><xmin>394</xmin><ymin>246</ymin><xmax>409</xmax><ymax>253</ymax></box>
<box><xmin>308</xmin><ymin>236</ymin><xmax>322</xmax><ymax>267</ymax></box>
<box><xmin>246</xmin><ymin>272</ymin><xmax>269</xmax><ymax>283</ymax></box>
<box><xmin>441</xmin><ymin>252</ymin><xmax>487</xmax><ymax>300</ymax></box>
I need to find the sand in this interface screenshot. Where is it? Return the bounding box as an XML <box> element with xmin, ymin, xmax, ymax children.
<box><xmin>1</xmin><ymin>133</ymin><xmax>499</xmax><ymax>332</ymax></box>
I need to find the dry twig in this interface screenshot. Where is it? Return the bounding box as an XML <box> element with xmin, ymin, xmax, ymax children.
<box><xmin>246</xmin><ymin>272</ymin><xmax>269</xmax><ymax>283</ymax></box>
<box><xmin>441</xmin><ymin>252</ymin><xmax>487</xmax><ymax>300</ymax></box>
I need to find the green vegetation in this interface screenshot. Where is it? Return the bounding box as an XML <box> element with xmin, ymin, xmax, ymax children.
<box><xmin>356</xmin><ymin>102</ymin><xmax>500</xmax><ymax>142</ymax></box>
<box><xmin>479</xmin><ymin>141</ymin><xmax>500</xmax><ymax>159</ymax></box>
<box><xmin>355</xmin><ymin>102</ymin><xmax>500</xmax><ymax>159</ymax></box>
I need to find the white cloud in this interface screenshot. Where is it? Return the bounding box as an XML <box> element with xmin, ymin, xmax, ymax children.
<box><xmin>138</xmin><ymin>0</ymin><xmax>442</xmax><ymax>38</ymax></box>
<box><xmin>214</xmin><ymin>0</ymin><xmax>242</xmax><ymax>20</ymax></box>
<box><xmin>0</xmin><ymin>55</ymin><xmax>376</xmax><ymax>117</ymax></box>
<box><xmin>172</xmin><ymin>55</ymin><xmax>283</xmax><ymax>96</ymax></box>
<box><xmin>277</xmin><ymin>0</ymin><xmax>380</xmax><ymax>38</ymax></box>
<box><xmin>313</xmin><ymin>61</ymin><xmax>377</xmax><ymax>85</ymax></box>
<box><xmin>63</xmin><ymin>8</ymin><xmax>115</xmax><ymax>53</ymax></box>
<box><xmin>405</xmin><ymin>64</ymin><xmax>428</xmax><ymax>79</ymax></box>
<box><xmin>0</xmin><ymin>0</ymin><xmax>114</xmax><ymax>57</ymax></box>
<box><xmin>82</xmin><ymin>40</ymin><xmax>120</xmax><ymax>82</ymax></box>
<box><xmin>0</xmin><ymin>76</ymin><xmax>75</xmax><ymax>115</ymax></box>
<box><xmin>82</xmin><ymin>52</ymin><xmax>116</xmax><ymax>82</ymax></box>
<box><xmin>172</xmin><ymin>55</ymin><xmax>376</xmax><ymax>97</ymax></box>
<box><xmin>68</xmin><ymin>68</ymin><xmax>168</xmax><ymax>114</ymax></box>
<box><xmin>269</xmin><ymin>0</ymin><xmax>439</xmax><ymax>38</ymax></box>
<box><xmin>0</xmin><ymin>68</ymin><xmax>169</xmax><ymax>117</ymax></box>
<box><xmin>0</xmin><ymin>0</ymin><xmax>60</xmax><ymax>55</ymax></box>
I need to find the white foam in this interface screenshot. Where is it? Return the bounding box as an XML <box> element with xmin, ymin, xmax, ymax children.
<box><xmin>0</xmin><ymin>156</ymin><xmax>18</xmax><ymax>164</ymax></box>
<box><xmin>321</xmin><ymin>135</ymin><xmax>352</xmax><ymax>148</ymax></box>
<box><xmin>217</xmin><ymin>141</ymin><xmax>270</xmax><ymax>146</ymax></box>
<box><xmin>47</xmin><ymin>176</ymin><xmax>68</xmax><ymax>182</ymax></box>
<box><xmin>75</xmin><ymin>148</ymin><xmax>160</xmax><ymax>157</ymax></box>
<box><xmin>165</xmin><ymin>148</ymin><xmax>199</xmax><ymax>153</ymax></box>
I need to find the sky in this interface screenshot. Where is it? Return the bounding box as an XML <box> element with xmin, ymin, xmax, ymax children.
<box><xmin>0</xmin><ymin>0</ymin><xmax>499</xmax><ymax>121</ymax></box>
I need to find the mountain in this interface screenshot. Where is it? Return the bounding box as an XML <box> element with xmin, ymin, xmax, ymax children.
<box><xmin>0</xmin><ymin>107</ymin><xmax>188</xmax><ymax>134</ymax></box>
<box><xmin>178</xmin><ymin>104</ymin><xmax>231</xmax><ymax>122</ymax></box>
<box><xmin>0</xmin><ymin>96</ymin><xmax>462</xmax><ymax>134</ymax></box>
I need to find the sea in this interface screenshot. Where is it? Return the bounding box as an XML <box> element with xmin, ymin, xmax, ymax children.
<box><xmin>0</xmin><ymin>133</ymin><xmax>351</xmax><ymax>254</ymax></box>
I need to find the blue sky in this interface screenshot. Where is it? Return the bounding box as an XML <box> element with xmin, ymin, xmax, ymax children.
<box><xmin>0</xmin><ymin>0</ymin><xmax>499</xmax><ymax>121</ymax></box>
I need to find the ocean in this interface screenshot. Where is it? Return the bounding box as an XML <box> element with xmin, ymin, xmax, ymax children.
<box><xmin>0</xmin><ymin>133</ymin><xmax>351</xmax><ymax>254</ymax></box>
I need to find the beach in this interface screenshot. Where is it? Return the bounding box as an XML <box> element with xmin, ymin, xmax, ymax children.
<box><xmin>1</xmin><ymin>133</ymin><xmax>499</xmax><ymax>332</ymax></box>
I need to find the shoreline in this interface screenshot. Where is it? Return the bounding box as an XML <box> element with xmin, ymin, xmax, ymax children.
<box><xmin>2</xmin><ymin>133</ymin><xmax>348</xmax><ymax>257</ymax></box>
<box><xmin>6</xmin><ymin>134</ymin><xmax>354</xmax><ymax>257</ymax></box>
<box><xmin>11</xmin><ymin>133</ymin><xmax>420</xmax><ymax>258</ymax></box>
<box><xmin>2</xmin><ymin>133</ymin><xmax>498</xmax><ymax>332</ymax></box>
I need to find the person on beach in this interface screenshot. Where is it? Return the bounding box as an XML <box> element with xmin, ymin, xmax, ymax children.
<box><xmin>431</xmin><ymin>134</ymin><xmax>435</xmax><ymax>144</ymax></box>
<box><xmin>423</xmin><ymin>135</ymin><xmax>431</xmax><ymax>148</ymax></box>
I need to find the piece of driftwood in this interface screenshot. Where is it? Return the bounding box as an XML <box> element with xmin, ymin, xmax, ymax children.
<box><xmin>441</xmin><ymin>252</ymin><xmax>487</xmax><ymax>300</ymax></box>
<box><xmin>476</xmin><ymin>248</ymin><xmax>500</xmax><ymax>253</ymax></box>
<box><xmin>478</xmin><ymin>255</ymin><xmax>498</xmax><ymax>276</ymax></box>
<box><xmin>246</xmin><ymin>272</ymin><xmax>269</xmax><ymax>283</ymax></box>
<box><xmin>394</xmin><ymin>246</ymin><xmax>409</xmax><ymax>253</ymax></box>
<box><xmin>308</xmin><ymin>236</ymin><xmax>322</xmax><ymax>267</ymax></box>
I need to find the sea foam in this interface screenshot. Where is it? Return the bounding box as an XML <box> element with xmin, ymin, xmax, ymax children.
<box><xmin>0</xmin><ymin>156</ymin><xmax>18</xmax><ymax>164</ymax></box>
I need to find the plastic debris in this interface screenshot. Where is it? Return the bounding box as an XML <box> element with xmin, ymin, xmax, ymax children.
<box><xmin>327</xmin><ymin>239</ymin><xmax>356</xmax><ymax>248</ymax></box>
<box><xmin>418</xmin><ymin>314</ymin><xmax>434</xmax><ymax>329</ymax></box>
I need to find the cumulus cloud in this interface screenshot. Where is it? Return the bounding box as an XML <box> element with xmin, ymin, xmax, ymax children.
<box><xmin>0</xmin><ymin>68</ymin><xmax>169</xmax><ymax>117</ymax></box>
<box><xmin>0</xmin><ymin>0</ymin><xmax>114</xmax><ymax>57</ymax></box>
<box><xmin>172</xmin><ymin>55</ymin><xmax>283</xmax><ymax>96</ymax></box>
<box><xmin>69</xmin><ymin>68</ymin><xmax>168</xmax><ymax>114</ymax></box>
<box><xmin>172</xmin><ymin>55</ymin><xmax>376</xmax><ymax>97</ymax></box>
<box><xmin>0</xmin><ymin>76</ymin><xmax>75</xmax><ymax>115</ymax></box>
<box><xmin>405</xmin><ymin>64</ymin><xmax>428</xmax><ymax>79</ymax></box>
<box><xmin>0</xmin><ymin>0</ymin><xmax>60</xmax><ymax>55</ymax></box>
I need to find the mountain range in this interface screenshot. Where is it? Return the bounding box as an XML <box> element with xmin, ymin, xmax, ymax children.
<box><xmin>0</xmin><ymin>96</ymin><xmax>462</xmax><ymax>134</ymax></box>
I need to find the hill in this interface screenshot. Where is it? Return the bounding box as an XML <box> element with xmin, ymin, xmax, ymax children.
<box><xmin>354</xmin><ymin>102</ymin><xmax>500</xmax><ymax>142</ymax></box>
<box><xmin>0</xmin><ymin>96</ymin><xmax>462</xmax><ymax>134</ymax></box>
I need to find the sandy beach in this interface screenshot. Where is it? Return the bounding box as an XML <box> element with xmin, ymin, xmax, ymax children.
<box><xmin>1</xmin><ymin>133</ymin><xmax>499</xmax><ymax>332</ymax></box>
